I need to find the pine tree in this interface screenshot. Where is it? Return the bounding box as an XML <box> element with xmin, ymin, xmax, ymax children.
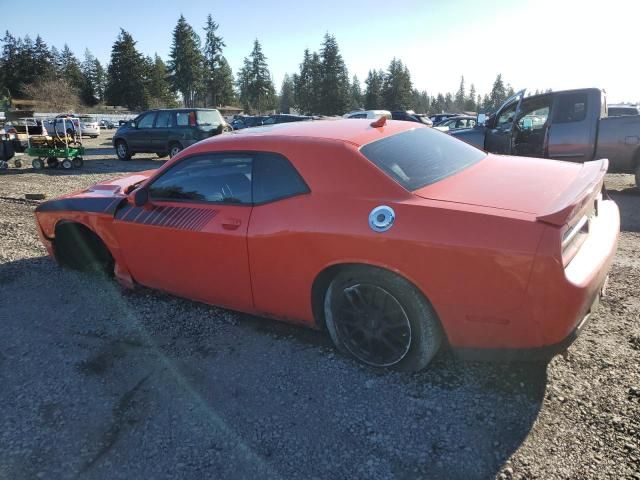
<box><xmin>293</xmin><ymin>48</ymin><xmax>322</xmax><ymax>114</ymax></box>
<box><xmin>465</xmin><ymin>83</ymin><xmax>477</xmax><ymax>112</ymax></box>
<box><xmin>0</xmin><ymin>31</ymin><xmax>20</xmax><ymax>97</ymax></box>
<box><xmin>411</xmin><ymin>89</ymin><xmax>430</xmax><ymax>113</ymax></box>
<box><xmin>33</xmin><ymin>35</ymin><xmax>55</xmax><ymax>81</ymax></box>
<box><xmin>279</xmin><ymin>74</ymin><xmax>294</xmax><ymax>113</ymax></box>
<box><xmin>60</xmin><ymin>45</ymin><xmax>84</xmax><ymax>91</ymax></box>
<box><xmin>202</xmin><ymin>14</ymin><xmax>234</xmax><ymax>107</ymax></box>
<box><xmin>382</xmin><ymin>58</ymin><xmax>412</xmax><ymax>110</ymax></box>
<box><xmin>364</xmin><ymin>69</ymin><xmax>383</xmax><ymax>110</ymax></box>
<box><xmin>487</xmin><ymin>74</ymin><xmax>506</xmax><ymax>113</ymax></box>
<box><xmin>454</xmin><ymin>75</ymin><xmax>465</xmax><ymax>111</ymax></box>
<box><xmin>80</xmin><ymin>49</ymin><xmax>98</xmax><ymax>106</ymax></box>
<box><xmin>105</xmin><ymin>29</ymin><xmax>148</xmax><ymax>110</ymax></box>
<box><xmin>349</xmin><ymin>74</ymin><xmax>362</xmax><ymax>110</ymax></box>
<box><xmin>147</xmin><ymin>53</ymin><xmax>177</xmax><ymax>108</ymax></box>
<box><xmin>236</xmin><ymin>39</ymin><xmax>276</xmax><ymax>113</ymax></box>
<box><xmin>93</xmin><ymin>59</ymin><xmax>106</xmax><ymax>103</ymax></box>
<box><xmin>318</xmin><ymin>33</ymin><xmax>349</xmax><ymax>115</ymax></box>
<box><xmin>168</xmin><ymin>15</ymin><xmax>205</xmax><ymax>107</ymax></box>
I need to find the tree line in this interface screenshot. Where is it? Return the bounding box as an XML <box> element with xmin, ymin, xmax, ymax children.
<box><xmin>0</xmin><ymin>15</ymin><xmax>519</xmax><ymax>115</ymax></box>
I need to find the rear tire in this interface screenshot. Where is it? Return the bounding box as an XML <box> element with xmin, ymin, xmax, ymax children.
<box><xmin>169</xmin><ymin>143</ymin><xmax>182</xmax><ymax>158</ymax></box>
<box><xmin>72</xmin><ymin>156</ymin><xmax>84</xmax><ymax>169</ymax></box>
<box><xmin>32</xmin><ymin>158</ymin><xmax>44</xmax><ymax>170</ymax></box>
<box><xmin>61</xmin><ymin>159</ymin><xmax>73</xmax><ymax>170</ymax></box>
<box><xmin>115</xmin><ymin>140</ymin><xmax>131</xmax><ymax>161</ymax></box>
<box><xmin>324</xmin><ymin>266</ymin><xmax>443</xmax><ymax>372</ymax></box>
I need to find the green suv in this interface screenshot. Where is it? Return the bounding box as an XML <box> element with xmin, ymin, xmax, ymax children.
<box><xmin>113</xmin><ymin>108</ymin><xmax>230</xmax><ymax>160</ymax></box>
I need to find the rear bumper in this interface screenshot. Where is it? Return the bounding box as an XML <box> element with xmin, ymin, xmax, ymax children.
<box><xmin>454</xmin><ymin>275</ymin><xmax>608</xmax><ymax>361</ymax></box>
<box><xmin>447</xmin><ymin>197</ymin><xmax>619</xmax><ymax>354</ymax></box>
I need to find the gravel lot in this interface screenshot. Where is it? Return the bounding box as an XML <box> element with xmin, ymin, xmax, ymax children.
<box><xmin>0</xmin><ymin>132</ymin><xmax>639</xmax><ymax>480</ymax></box>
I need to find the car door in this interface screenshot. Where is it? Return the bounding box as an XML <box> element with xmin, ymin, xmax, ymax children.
<box><xmin>112</xmin><ymin>153</ymin><xmax>254</xmax><ymax>310</ymax></box>
<box><xmin>152</xmin><ymin>110</ymin><xmax>173</xmax><ymax>153</ymax></box>
<box><xmin>127</xmin><ymin>112</ymin><xmax>156</xmax><ymax>152</ymax></box>
<box><xmin>247</xmin><ymin>152</ymin><xmax>311</xmax><ymax>321</ymax></box>
<box><xmin>546</xmin><ymin>90</ymin><xmax>598</xmax><ymax>162</ymax></box>
<box><xmin>484</xmin><ymin>89</ymin><xmax>525</xmax><ymax>154</ymax></box>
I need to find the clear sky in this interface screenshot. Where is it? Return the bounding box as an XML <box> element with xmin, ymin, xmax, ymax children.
<box><xmin>2</xmin><ymin>0</ymin><xmax>638</xmax><ymax>103</ymax></box>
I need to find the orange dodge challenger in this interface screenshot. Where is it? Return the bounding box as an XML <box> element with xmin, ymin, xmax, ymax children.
<box><xmin>35</xmin><ymin>119</ymin><xmax>619</xmax><ymax>371</ymax></box>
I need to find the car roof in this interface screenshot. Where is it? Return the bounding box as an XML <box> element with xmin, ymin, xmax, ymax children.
<box><xmin>209</xmin><ymin>118</ymin><xmax>418</xmax><ymax>148</ymax></box>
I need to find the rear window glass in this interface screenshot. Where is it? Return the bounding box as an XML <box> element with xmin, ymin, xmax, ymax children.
<box><xmin>360</xmin><ymin>128</ymin><xmax>486</xmax><ymax>190</ymax></box>
<box><xmin>553</xmin><ymin>93</ymin><xmax>587</xmax><ymax>123</ymax></box>
<box><xmin>196</xmin><ymin>110</ymin><xmax>224</xmax><ymax>127</ymax></box>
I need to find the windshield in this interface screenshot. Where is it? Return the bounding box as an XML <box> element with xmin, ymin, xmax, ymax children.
<box><xmin>196</xmin><ymin>110</ymin><xmax>224</xmax><ymax>127</ymax></box>
<box><xmin>360</xmin><ymin>127</ymin><xmax>486</xmax><ymax>190</ymax></box>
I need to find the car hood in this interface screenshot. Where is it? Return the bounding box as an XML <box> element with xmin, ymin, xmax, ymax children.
<box><xmin>413</xmin><ymin>154</ymin><xmax>588</xmax><ymax>215</ymax></box>
<box><xmin>65</xmin><ymin>170</ymin><xmax>156</xmax><ymax>199</ymax></box>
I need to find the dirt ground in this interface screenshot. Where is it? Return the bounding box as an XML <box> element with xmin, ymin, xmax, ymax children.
<box><xmin>0</xmin><ymin>131</ymin><xmax>638</xmax><ymax>480</ymax></box>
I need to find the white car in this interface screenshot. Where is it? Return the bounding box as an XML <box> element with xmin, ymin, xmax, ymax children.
<box><xmin>79</xmin><ymin>117</ymin><xmax>100</xmax><ymax>138</ymax></box>
<box><xmin>343</xmin><ymin>110</ymin><xmax>392</xmax><ymax>119</ymax></box>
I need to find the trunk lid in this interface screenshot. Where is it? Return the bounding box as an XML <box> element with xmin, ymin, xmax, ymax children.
<box><xmin>413</xmin><ymin>154</ymin><xmax>607</xmax><ymax>223</ymax></box>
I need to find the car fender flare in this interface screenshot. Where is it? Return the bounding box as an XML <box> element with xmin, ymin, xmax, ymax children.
<box><xmin>52</xmin><ymin>217</ymin><xmax>134</xmax><ymax>288</ymax></box>
<box><xmin>310</xmin><ymin>259</ymin><xmax>440</xmax><ymax>330</ymax></box>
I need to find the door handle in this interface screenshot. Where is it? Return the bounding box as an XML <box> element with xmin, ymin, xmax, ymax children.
<box><xmin>221</xmin><ymin>218</ymin><xmax>242</xmax><ymax>230</ymax></box>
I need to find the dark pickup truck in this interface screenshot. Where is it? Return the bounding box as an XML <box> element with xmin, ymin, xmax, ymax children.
<box><xmin>450</xmin><ymin>88</ymin><xmax>640</xmax><ymax>186</ymax></box>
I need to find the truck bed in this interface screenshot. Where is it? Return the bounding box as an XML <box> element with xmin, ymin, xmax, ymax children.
<box><xmin>596</xmin><ymin>115</ymin><xmax>640</xmax><ymax>173</ymax></box>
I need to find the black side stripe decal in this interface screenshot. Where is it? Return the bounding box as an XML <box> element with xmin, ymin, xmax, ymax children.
<box><xmin>115</xmin><ymin>205</ymin><xmax>218</xmax><ymax>232</ymax></box>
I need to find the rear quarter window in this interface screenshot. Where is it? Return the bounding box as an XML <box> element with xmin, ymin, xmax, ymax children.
<box><xmin>360</xmin><ymin>127</ymin><xmax>486</xmax><ymax>190</ymax></box>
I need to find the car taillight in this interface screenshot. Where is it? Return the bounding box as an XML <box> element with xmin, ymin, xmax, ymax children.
<box><xmin>561</xmin><ymin>193</ymin><xmax>600</xmax><ymax>267</ymax></box>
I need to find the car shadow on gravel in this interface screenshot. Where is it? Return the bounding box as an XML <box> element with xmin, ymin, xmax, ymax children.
<box><xmin>0</xmin><ymin>255</ymin><xmax>549</xmax><ymax>479</ymax></box>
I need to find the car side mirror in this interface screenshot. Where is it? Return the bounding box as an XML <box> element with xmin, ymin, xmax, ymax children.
<box><xmin>132</xmin><ymin>188</ymin><xmax>149</xmax><ymax>207</ymax></box>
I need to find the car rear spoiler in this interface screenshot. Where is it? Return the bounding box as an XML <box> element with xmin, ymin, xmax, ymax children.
<box><xmin>536</xmin><ymin>159</ymin><xmax>608</xmax><ymax>226</ymax></box>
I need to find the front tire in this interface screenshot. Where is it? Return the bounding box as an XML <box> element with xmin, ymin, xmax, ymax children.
<box><xmin>115</xmin><ymin>140</ymin><xmax>131</xmax><ymax>161</ymax></box>
<box><xmin>324</xmin><ymin>266</ymin><xmax>443</xmax><ymax>372</ymax></box>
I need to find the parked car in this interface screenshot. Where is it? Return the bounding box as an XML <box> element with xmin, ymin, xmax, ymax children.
<box><xmin>434</xmin><ymin>116</ymin><xmax>477</xmax><ymax>132</ymax></box>
<box><xmin>262</xmin><ymin>114</ymin><xmax>314</xmax><ymax>124</ymax></box>
<box><xmin>607</xmin><ymin>104</ymin><xmax>640</xmax><ymax>117</ymax></box>
<box><xmin>100</xmin><ymin>120</ymin><xmax>116</xmax><ymax>129</ymax></box>
<box><xmin>35</xmin><ymin>118</ymin><xmax>619</xmax><ymax>371</ymax></box>
<box><xmin>231</xmin><ymin>115</ymin><xmax>268</xmax><ymax>130</ymax></box>
<box><xmin>450</xmin><ymin>88</ymin><xmax>640</xmax><ymax>186</ymax></box>
<box><xmin>79</xmin><ymin>116</ymin><xmax>100</xmax><ymax>138</ymax></box>
<box><xmin>343</xmin><ymin>110</ymin><xmax>391</xmax><ymax>120</ymax></box>
<box><xmin>46</xmin><ymin>116</ymin><xmax>81</xmax><ymax>138</ymax></box>
<box><xmin>6</xmin><ymin>118</ymin><xmax>49</xmax><ymax>151</ymax></box>
<box><xmin>112</xmin><ymin>108</ymin><xmax>230</xmax><ymax>160</ymax></box>
<box><xmin>430</xmin><ymin>113</ymin><xmax>464</xmax><ymax>125</ymax></box>
<box><xmin>391</xmin><ymin>111</ymin><xmax>433</xmax><ymax>126</ymax></box>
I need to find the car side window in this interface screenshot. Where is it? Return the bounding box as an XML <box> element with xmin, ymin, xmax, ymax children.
<box><xmin>496</xmin><ymin>103</ymin><xmax>518</xmax><ymax>129</ymax></box>
<box><xmin>175</xmin><ymin>111</ymin><xmax>191</xmax><ymax>127</ymax></box>
<box><xmin>262</xmin><ymin>117</ymin><xmax>276</xmax><ymax>125</ymax></box>
<box><xmin>253</xmin><ymin>153</ymin><xmax>310</xmax><ymax>204</ymax></box>
<box><xmin>155</xmin><ymin>111</ymin><xmax>173</xmax><ymax>128</ymax></box>
<box><xmin>148</xmin><ymin>154</ymin><xmax>253</xmax><ymax>204</ymax></box>
<box><xmin>553</xmin><ymin>93</ymin><xmax>587</xmax><ymax>123</ymax></box>
<box><xmin>138</xmin><ymin>112</ymin><xmax>156</xmax><ymax>129</ymax></box>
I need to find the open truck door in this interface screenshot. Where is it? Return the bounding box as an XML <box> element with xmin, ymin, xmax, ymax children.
<box><xmin>484</xmin><ymin>89</ymin><xmax>525</xmax><ymax>154</ymax></box>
